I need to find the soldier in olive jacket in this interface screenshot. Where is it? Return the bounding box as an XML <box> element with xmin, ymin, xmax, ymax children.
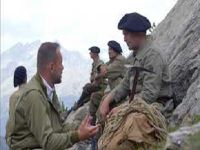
<box><xmin>100</xmin><ymin>12</ymin><xmax>172</xmax><ymax>120</ymax></box>
<box><xmin>73</xmin><ymin>46</ymin><xmax>105</xmax><ymax>110</ymax></box>
<box><xmin>89</xmin><ymin>40</ymin><xmax>126</xmax><ymax>125</ymax></box>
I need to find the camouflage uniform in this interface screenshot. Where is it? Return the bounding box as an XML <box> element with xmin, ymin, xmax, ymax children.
<box><xmin>89</xmin><ymin>54</ymin><xmax>127</xmax><ymax>124</ymax></box>
<box><xmin>75</xmin><ymin>59</ymin><xmax>105</xmax><ymax>109</ymax></box>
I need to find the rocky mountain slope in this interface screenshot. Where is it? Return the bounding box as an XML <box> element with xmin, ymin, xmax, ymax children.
<box><xmin>151</xmin><ymin>0</ymin><xmax>200</xmax><ymax>124</ymax></box>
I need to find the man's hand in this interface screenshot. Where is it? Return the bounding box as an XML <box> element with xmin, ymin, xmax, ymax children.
<box><xmin>99</xmin><ymin>93</ymin><xmax>114</xmax><ymax>120</ymax></box>
<box><xmin>78</xmin><ymin>115</ymin><xmax>99</xmax><ymax>141</ymax></box>
<box><xmin>108</xmin><ymin>107</ymin><xmax>120</xmax><ymax>117</ymax></box>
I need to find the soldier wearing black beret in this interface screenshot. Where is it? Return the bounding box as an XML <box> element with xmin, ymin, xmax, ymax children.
<box><xmin>118</xmin><ymin>12</ymin><xmax>151</xmax><ymax>33</ymax></box>
<box><xmin>89</xmin><ymin>46</ymin><xmax>100</xmax><ymax>54</ymax></box>
<box><xmin>99</xmin><ymin>12</ymin><xmax>172</xmax><ymax>149</ymax></box>
<box><xmin>89</xmin><ymin>40</ymin><xmax>126</xmax><ymax>128</ymax></box>
<box><xmin>72</xmin><ymin>46</ymin><xmax>105</xmax><ymax>111</ymax></box>
<box><xmin>107</xmin><ymin>40</ymin><xmax>122</xmax><ymax>54</ymax></box>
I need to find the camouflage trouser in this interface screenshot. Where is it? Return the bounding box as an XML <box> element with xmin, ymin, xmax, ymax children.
<box><xmin>76</xmin><ymin>83</ymin><xmax>101</xmax><ymax>108</ymax></box>
<box><xmin>89</xmin><ymin>91</ymin><xmax>104</xmax><ymax>125</ymax></box>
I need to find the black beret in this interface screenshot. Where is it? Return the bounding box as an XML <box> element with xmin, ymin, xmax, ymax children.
<box><xmin>14</xmin><ymin>66</ymin><xmax>27</xmax><ymax>87</ymax></box>
<box><xmin>118</xmin><ymin>12</ymin><xmax>151</xmax><ymax>32</ymax></box>
<box><xmin>108</xmin><ymin>40</ymin><xmax>122</xmax><ymax>53</ymax></box>
<box><xmin>89</xmin><ymin>46</ymin><xmax>100</xmax><ymax>53</ymax></box>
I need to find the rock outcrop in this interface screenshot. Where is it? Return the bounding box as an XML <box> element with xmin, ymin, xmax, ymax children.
<box><xmin>165</xmin><ymin>122</ymin><xmax>200</xmax><ymax>150</ymax></box>
<box><xmin>151</xmin><ymin>0</ymin><xmax>200</xmax><ymax>124</ymax></box>
<box><xmin>65</xmin><ymin>102</ymin><xmax>90</xmax><ymax>126</ymax></box>
<box><xmin>65</xmin><ymin>102</ymin><xmax>92</xmax><ymax>150</ymax></box>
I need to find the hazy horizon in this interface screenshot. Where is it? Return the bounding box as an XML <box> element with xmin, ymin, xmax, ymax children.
<box><xmin>1</xmin><ymin>0</ymin><xmax>178</xmax><ymax>58</ymax></box>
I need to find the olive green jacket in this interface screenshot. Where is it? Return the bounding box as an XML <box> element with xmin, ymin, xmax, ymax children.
<box><xmin>106</xmin><ymin>54</ymin><xmax>127</xmax><ymax>90</ymax></box>
<box><xmin>8</xmin><ymin>84</ymin><xmax>26</xmax><ymax>117</ymax></box>
<box><xmin>6</xmin><ymin>84</ymin><xmax>26</xmax><ymax>143</ymax></box>
<box><xmin>6</xmin><ymin>73</ymin><xmax>79</xmax><ymax>150</ymax></box>
<box><xmin>111</xmin><ymin>39</ymin><xmax>172</xmax><ymax>104</ymax></box>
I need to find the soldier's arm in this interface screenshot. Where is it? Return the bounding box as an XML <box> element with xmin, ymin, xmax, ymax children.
<box><xmin>99</xmin><ymin>70</ymin><xmax>129</xmax><ymax>118</ymax></box>
<box><xmin>138</xmin><ymin>52</ymin><xmax>163</xmax><ymax>102</ymax></box>
<box><xmin>110</xmin><ymin>70</ymin><xmax>130</xmax><ymax>103</ymax></box>
<box><xmin>24</xmin><ymin>90</ymin><xmax>80</xmax><ymax>150</ymax></box>
<box><xmin>106</xmin><ymin>58</ymin><xmax>126</xmax><ymax>80</ymax></box>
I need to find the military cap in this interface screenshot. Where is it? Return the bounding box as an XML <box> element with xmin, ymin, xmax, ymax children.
<box><xmin>89</xmin><ymin>46</ymin><xmax>100</xmax><ymax>53</ymax></box>
<box><xmin>118</xmin><ymin>12</ymin><xmax>151</xmax><ymax>32</ymax></box>
<box><xmin>14</xmin><ymin>66</ymin><xmax>27</xmax><ymax>87</ymax></box>
<box><xmin>108</xmin><ymin>40</ymin><xmax>122</xmax><ymax>53</ymax></box>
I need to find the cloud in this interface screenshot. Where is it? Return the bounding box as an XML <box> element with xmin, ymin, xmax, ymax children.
<box><xmin>1</xmin><ymin>0</ymin><xmax>178</xmax><ymax>57</ymax></box>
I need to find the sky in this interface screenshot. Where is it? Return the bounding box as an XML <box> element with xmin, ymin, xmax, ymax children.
<box><xmin>1</xmin><ymin>0</ymin><xmax>178</xmax><ymax>58</ymax></box>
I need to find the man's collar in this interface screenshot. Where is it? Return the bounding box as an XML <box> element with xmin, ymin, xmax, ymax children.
<box><xmin>40</xmin><ymin>75</ymin><xmax>55</xmax><ymax>100</ymax></box>
<box><xmin>41</xmin><ymin>76</ymin><xmax>54</xmax><ymax>90</ymax></box>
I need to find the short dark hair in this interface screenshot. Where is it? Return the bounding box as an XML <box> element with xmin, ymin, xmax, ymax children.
<box><xmin>37</xmin><ymin>42</ymin><xmax>60</xmax><ymax>71</ymax></box>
